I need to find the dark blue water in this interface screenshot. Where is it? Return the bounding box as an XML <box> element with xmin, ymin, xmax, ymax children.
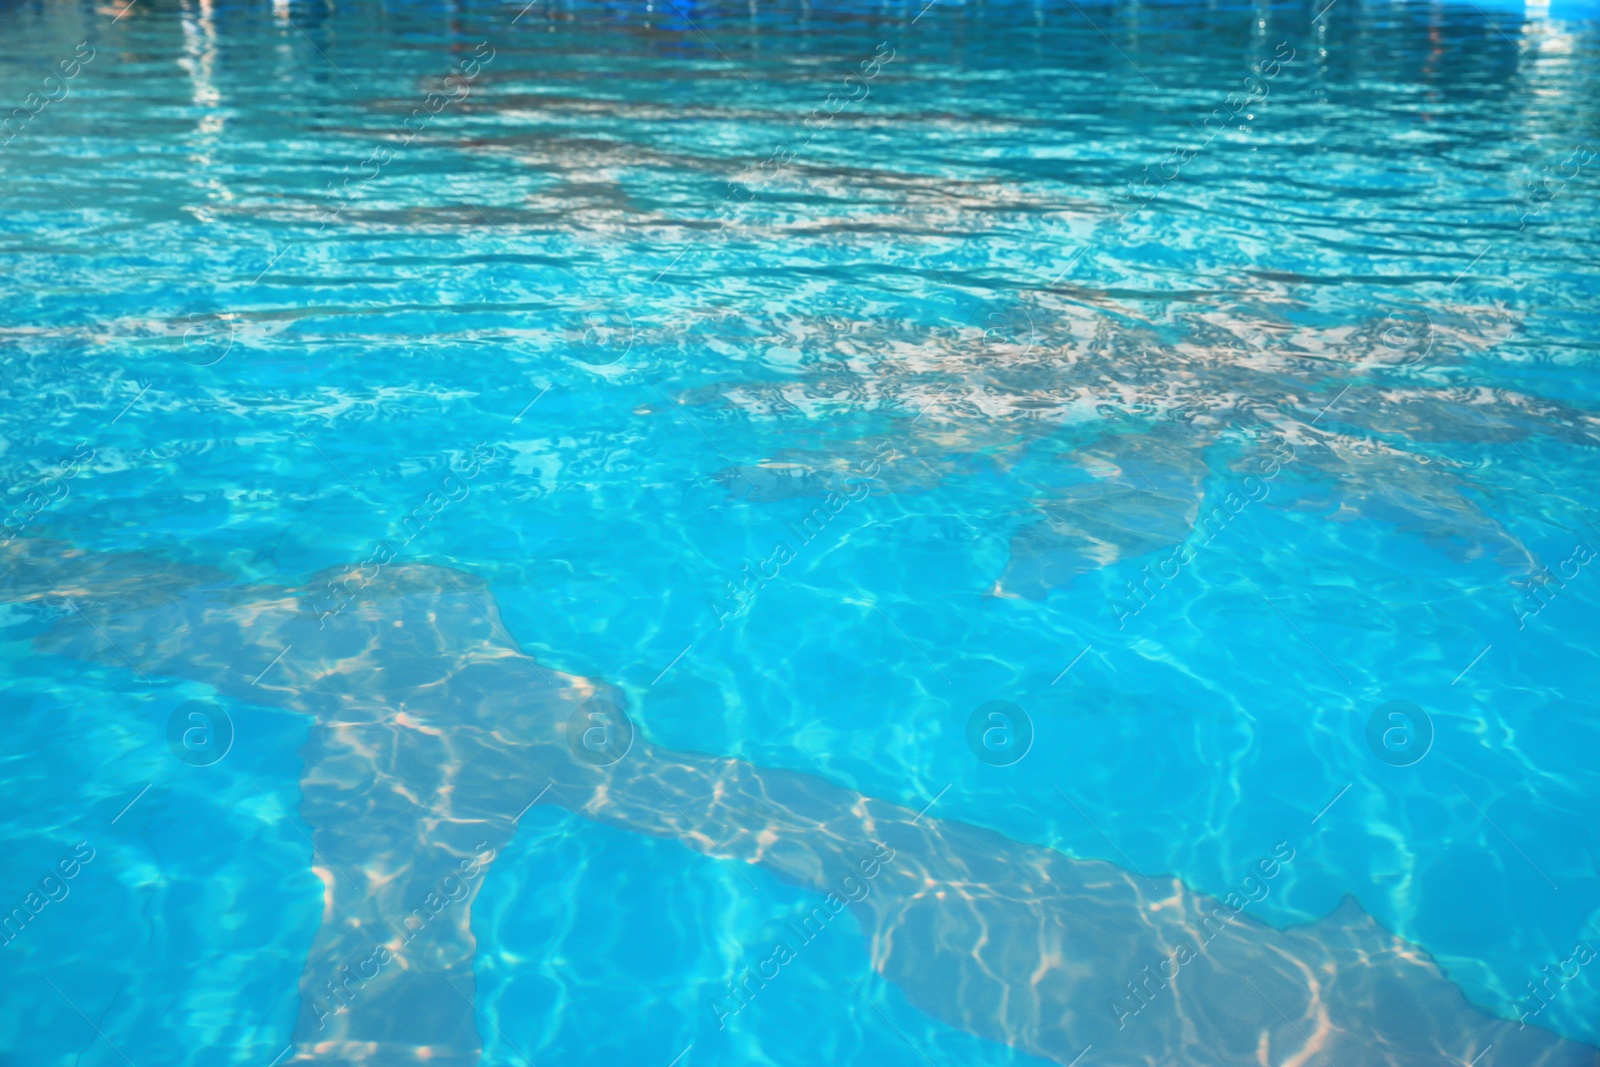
<box><xmin>1</xmin><ymin>0</ymin><xmax>1598</xmax><ymax>1064</ymax></box>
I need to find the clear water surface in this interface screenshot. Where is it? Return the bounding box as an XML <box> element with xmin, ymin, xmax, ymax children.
<box><xmin>1</xmin><ymin>0</ymin><xmax>1599</xmax><ymax>1064</ymax></box>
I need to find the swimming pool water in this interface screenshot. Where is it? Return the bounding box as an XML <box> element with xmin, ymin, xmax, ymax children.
<box><xmin>1</xmin><ymin>0</ymin><xmax>1599</xmax><ymax>1064</ymax></box>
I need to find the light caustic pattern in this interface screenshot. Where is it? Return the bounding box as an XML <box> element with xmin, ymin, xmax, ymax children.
<box><xmin>0</xmin><ymin>1</ymin><xmax>1598</xmax><ymax>1067</ymax></box>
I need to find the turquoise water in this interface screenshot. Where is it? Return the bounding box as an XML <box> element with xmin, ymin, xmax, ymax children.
<box><xmin>2</xmin><ymin>0</ymin><xmax>1600</xmax><ymax>1064</ymax></box>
